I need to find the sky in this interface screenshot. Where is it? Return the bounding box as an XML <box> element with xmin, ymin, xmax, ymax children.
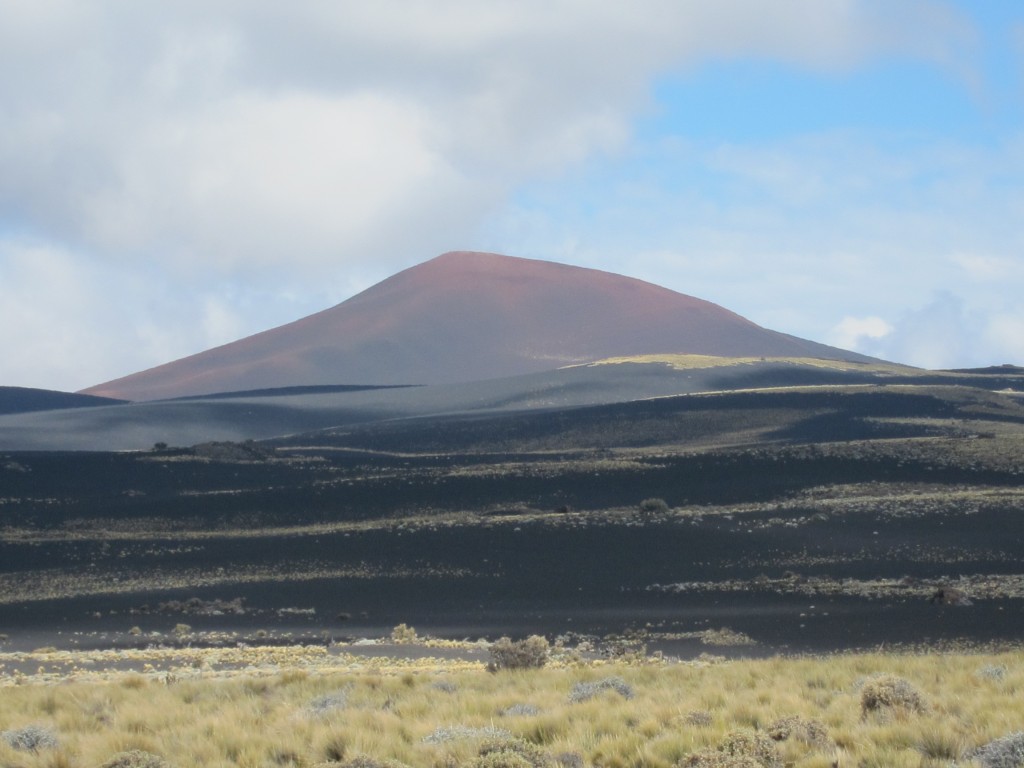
<box><xmin>1</xmin><ymin>0</ymin><xmax>1022</xmax><ymax>391</ymax></box>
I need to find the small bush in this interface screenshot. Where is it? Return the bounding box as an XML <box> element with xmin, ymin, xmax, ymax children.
<box><xmin>969</xmin><ymin>731</ymin><xmax>1024</xmax><ymax>768</ymax></box>
<box><xmin>421</xmin><ymin>726</ymin><xmax>512</xmax><ymax>745</ymax></box>
<box><xmin>391</xmin><ymin>623</ymin><xmax>418</xmax><ymax>643</ymax></box>
<box><xmin>916</xmin><ymin>728</ymin><xmax>964</xmax><ymax>762</ymax></box>
<box><xmin>488</xmin><ymin>636</ymin><xmax>550</xmax><ymax>671</ymax></box>
<box><xmin>309</xmin><ymin>689</ymin><xmax>351</xmax><ymax>716</ymax></box>
<box><xmin>766</xmin><ymin>716</ymin><xmax>832</xmax><ymax>750</ymax></box>
<box><xmin>1</xmin><ymin>724</ymin><xmax>59</xmax><ymax>752</ymax></box>
<box><xmin>568</xmin><ymin>676</ymin><xmax>634</xmax><ymax>703</ymax></box>
<box><xmin>477</xmin><ymin>738</ymin><xmax>554</xmax><ymax>768</ymax></box>
<box><xmin>679</xmin><ymin>751</ymin><xmax>762</xmax><ymax>767</ymax></box>
<box><xmin>684</xmin><ymin>710</ymin><xmax>714</xmax><ymax>727</ymax></box>
<box><xmin>100</xmin><ymin>750</ymin><xmax>171</xmax><ymax>768</ymax></box>
<box><xmin>701</xmin><ymin>628</ymin><xmax>756</xmax><ymax>646</ymax></box>
<box><xmin>717</xmin><ymin>729</ymin><xmax>781</xmax><ymax>767</ymax></box>
<box><xmin>501</xmin><ymin>704</ymin><xmax>541</xmax><ymax>717</ymax></box>
<box><xmin>639</xmin><ymin>498</ymin><xmax>670</xmax><ymax>516</ymax></box>
<box><xmin>977</xmin><ymin>664</ymin><xmax>1008</xmax><ymax>681</ymax></box>
<box><xmin>859</xmin><ymin>675</ymin><xmax>927</xmax><ymax>718</ymax></box>
<box><xmin>332</xmin><ymin>757</ymin><xmax>412</xmax><ymax>768</ymax></box>
<box><xmin>473</xmin><ymin>753</ymin><xmax>533</xmax><ymax>768</ymax></box>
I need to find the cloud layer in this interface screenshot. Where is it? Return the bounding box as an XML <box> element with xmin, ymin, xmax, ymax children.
<box><xmin>0</xmin><ymin>1</ymin><xmax>1009</xmax><ymax>389</ymax></box>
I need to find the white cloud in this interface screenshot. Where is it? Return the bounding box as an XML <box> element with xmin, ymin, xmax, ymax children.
<box><xmin>0</xmin><ymin>1</ymin><xmax>988</xmax><ymax>387</ymax></box>
<box><xmin>833</xmin><ymin>293</ymin><xmax>1024</xmax><ymax>370</ymax></box>
<box><xmin>984</xmin><ymin>313</ymin><xmax>1024</xmax><ymax>365</ymax></box>
<box><xmin>488</xmin><ymin>123</ymin><xmax>1024</xmax><ymax>369</ymax></box>
<box><xmin>829</xmin><ymin>316</ymin><xmax>894</xmax><ymax>350</ymax></box>
<box><xmin>0</xmin><ymin>238</ymin><xmax>330</xmax><ymax>390</ymax></box>
<box><xmin>950</xmin><ymin>252</ymin><xmax>1022</xmax><ymax>282</ymax></box>
<box><xmin>0</xmin><ymin>2</ymin><xmax>976</xmax><ymax>274</ymax></box>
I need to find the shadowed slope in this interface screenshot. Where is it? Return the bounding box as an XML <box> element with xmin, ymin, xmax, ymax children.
<box><xmin>0</xmin><ymin>386</ymin><xmax>125</xmax><ymax>415</ymax></box>
<box><xmin>83</xmin><ymin>251</ymin><xmax>871</xmax><ymax>401</ymax></box>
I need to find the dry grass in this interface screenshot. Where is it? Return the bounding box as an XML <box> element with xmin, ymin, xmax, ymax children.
<box><xmin>579</xmin><ymin>354</ymin><xmax>920</xmax><ymax>376</ymax></box>
<box><xmin>1</xmin><ymin>643</ymin><xmax>1023</xmax><ymax>767</ymax></box>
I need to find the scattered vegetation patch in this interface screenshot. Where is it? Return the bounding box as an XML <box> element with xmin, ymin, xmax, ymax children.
<box><xmin>700</xmin><ymin>628</ymin><xmax>757</xmax><ymax>646</ymax></box>
<box><xmin>1</xmin><ymin>649</ymin><xmax>1024</xmax><ymax>766</ymax></box>
<box><xmin>154</xmin><ymin>596</ymin><xmax>247</xmax><ymax>616</ymax></box>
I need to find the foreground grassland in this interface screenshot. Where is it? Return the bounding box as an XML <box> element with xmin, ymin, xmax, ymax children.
<box><xmin>2</xmin><ymin>644</ymin><xmax>1024</xmax><ymax>768</ymax></box>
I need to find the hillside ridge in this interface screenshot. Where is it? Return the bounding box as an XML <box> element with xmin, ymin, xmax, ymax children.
<box><xmin>82</xmin><ymin>251</ymin><xmax>871</xmax><ymax>401</ymax></box>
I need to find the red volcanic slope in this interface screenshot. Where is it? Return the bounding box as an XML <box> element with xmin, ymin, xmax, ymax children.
<box><xmin>83</xmin><ymin>251</ymin><xmax>869</xmax><ymax>401</ymax></box>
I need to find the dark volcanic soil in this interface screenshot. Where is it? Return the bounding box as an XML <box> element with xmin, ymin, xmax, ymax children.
<box><xmin>2</xmin><ymin>381</ymin><xmax>1024</xmax><ymax>658</ymax></box>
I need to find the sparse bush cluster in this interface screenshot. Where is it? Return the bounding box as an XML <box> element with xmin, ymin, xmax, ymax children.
<box><xmin>488</xmin><ymin>635</ymin><xmax>550</xmax><ymax>671</ymax></box>
<box><xmin>5</xmin><ymin>646</ymin><xmax>1024</xmax><ymax>767</ymax></box>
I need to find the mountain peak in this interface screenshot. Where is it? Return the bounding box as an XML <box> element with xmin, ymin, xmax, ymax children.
<box><xmin>82</xmin><ymin>252</ymin><xmax>868</xmax><ymax>401</ymax></box>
